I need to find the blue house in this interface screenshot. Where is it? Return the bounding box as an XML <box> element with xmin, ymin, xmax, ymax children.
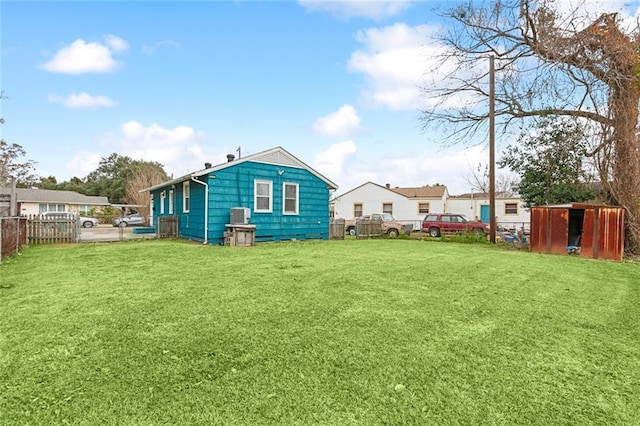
<box><xmin>144</xmin><ymin>146</ymin><xmax>338</xmax><ymax>244</ymax></box>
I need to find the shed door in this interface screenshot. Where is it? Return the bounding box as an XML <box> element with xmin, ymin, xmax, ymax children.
<box><xmin>580</xmin><ymin>209</ymin><xmax>595</xmax><ymax>259</ymax></box>
<box><xmin>549</xmin><ymin>209</ymin><xmax>568</xmax><ymax>255</ymax></box>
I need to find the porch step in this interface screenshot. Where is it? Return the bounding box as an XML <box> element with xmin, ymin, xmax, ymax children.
<box><xmin>133</xmin><ymin>227</ymin><xmax>156</xmax><ymax>234</ymax></box>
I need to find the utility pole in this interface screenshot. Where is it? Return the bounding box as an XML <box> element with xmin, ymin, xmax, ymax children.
<box><xmin>489</xmin><ymin>56</ymin><xmax>496</xmax><ymax>243</ymax></box>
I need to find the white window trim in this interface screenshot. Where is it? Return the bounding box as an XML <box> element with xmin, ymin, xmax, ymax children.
<box><xmin>283</xmin><ymin>182</ymin><xmax>299</xmax><ymax>215</ymax></box>
<box><xmin>160</xmin><ymin>191</ymin><xmax>166</xmax><ymax>215</ymax></box>
<box><xmin>39</xmin><ymin>203</ymin><xmax>66</xmax><ymax>213</ymax></box>
<box><xmin>353</xmin><ymin>203</ymin><xmax>363</xmax><ymax>218</ymax></box>
<box><xmin>168</xmin><ymin>190</ymin><xmax>174</xmax><ymax>215</ymax></box>
<box><xmin>254</xmin><ymin>179</ymin><xmax>273</xmax><ymax>213</ymax></box>
<box><xmin>183</xmin><ymin>181</ymin><xmax>190</xmax><ymax>213</ymax></box>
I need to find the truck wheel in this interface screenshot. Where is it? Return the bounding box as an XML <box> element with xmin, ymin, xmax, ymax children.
<box><xmin>387</xmin><ymin>228</ymin><xmax>399</xmax><ymax>238</ymax></box>
<box><xmin>347</xmin><ymin>227</ymin><xmax>356</xmax><ymax>236</ymax></box>
<box><xmin>429</xmin><ymin>227</ymin><xmax>440</xmax><ymax>238</ymax></box>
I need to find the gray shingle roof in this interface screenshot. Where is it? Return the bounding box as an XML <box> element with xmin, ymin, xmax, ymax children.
<box><xmin>0</xmin><ymin>187</ymin><xmax>109</xmax><ymax>205</ymax></box>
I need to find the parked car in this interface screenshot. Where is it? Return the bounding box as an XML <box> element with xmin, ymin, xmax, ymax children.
<box><xmin>421</xmin><ymin>213</ymin><xmax>488</xmax><ymax>237</ymax></box>
<box><xmin>344</xmin><ymin>213</ymin><xmax>406</xmax><ymax>238</ymax></box>
<box><xmin>42</xmin><ymin>211</ymin><xmax>99</xmax><ymax>228</ymax></box>
<box><xmin>112</xmin><ymin>213</ymin><xmax>145</xmax><ymax>227</ymax></box>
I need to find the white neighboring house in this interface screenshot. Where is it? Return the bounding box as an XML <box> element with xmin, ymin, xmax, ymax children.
<box><xmin>332</xmin><ymin>182</ymin><xmax>448</xmax><ymax>230</ymax></box>
<box><xmin>446</xmin><ymin>192</ymin><xmax>530</xmax><ymax>230</ymax></box>
<box><xmin>0</xmin><ymin>187</ymin><xmax>110</xmax><ymax>216</ymax></box>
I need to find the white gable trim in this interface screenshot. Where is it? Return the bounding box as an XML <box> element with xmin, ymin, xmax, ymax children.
<box><xmin>143</xmin><ymin>146</ymin><xmax>338</xmax><ymax>192</ymax></box>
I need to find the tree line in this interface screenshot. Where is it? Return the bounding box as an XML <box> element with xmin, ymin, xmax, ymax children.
<box><xmin>0</xmin><ymin>141</ymin><xmax>168</xmax><ymax>208</ymax></box>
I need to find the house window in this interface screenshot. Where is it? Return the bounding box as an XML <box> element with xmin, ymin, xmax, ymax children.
<box><xmin>418</xmin><ymin>203</ymin><xmax>430</xmax><ymax>214</ymax></box>
<box><xmin>168</xmin><ymin>190</ymin><xmax>174</xmax><ymax>215</ymax></box>
<box><xmin>183</xmin><ymin>182</ymin><xmax>190</xmax><ymax>213</ymax></box>
<box><xmin>505</xmin><ymin>203</ymin><xmax>518</xmax><ymax>215</ymax></box>
<box><xmin>160</xmin><ymin>191</ymin><xmax>166</xmax><ymax>214</ymax></box>
<box><xmin>353</xmin><ymin>203</ymin><xmax>363</xmax><ymax>218</ymax></box>
<box><xmin>382</xmin><ymin>203</ymin><xmax>393</xmax><ymax>215</ymax></box>
<box><xmin>254</xmin><ymin>180</ymin><xmax>273</xmax><ymax>213</ymax></box>
<box><xmin>39</xmin><ymin>203</ymin><xmax>65</xmax><ymax>213</ymax></box>
<box><xmin>283</xmin><ymin>182</ymin><xmax>299</xmax><ymax>215</ymax></box>
<box><xmin>79</xmin><ymin>205</ymin><xmax>92</xmax><ymax>214</ymax></box>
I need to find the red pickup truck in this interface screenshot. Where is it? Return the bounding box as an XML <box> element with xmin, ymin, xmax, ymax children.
<box><xmin>421</xmin><ymin>213</ymin><xmax>488</xmax><ymax>237</ymax></box>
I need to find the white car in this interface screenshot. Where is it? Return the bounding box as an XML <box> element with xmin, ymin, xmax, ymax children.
<box><xmin>42</xmin><ymin>212</ymin><xmax>99</xmax><ymax>228</ymax></box>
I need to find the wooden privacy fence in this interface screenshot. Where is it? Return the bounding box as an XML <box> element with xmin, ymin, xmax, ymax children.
<box><xmin>329</xmin><ymin>219</ymin><xmax>345</xmax><ymax>240</ymax></box>
<box><xmin>26</xmin><ymin>215</ymin><xmax>79</xmax><ymax>244</ymax></box>
<box><xmin>0</xmin><ymin>217</ymin><xmax>28</xmax><ymax>262</ymax></box>
<box><xmin>355</xmin><ymin>220</ymin><xmax>383</xmax><ymax>239</ymax></box>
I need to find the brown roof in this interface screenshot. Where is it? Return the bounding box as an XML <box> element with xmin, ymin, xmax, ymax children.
<box><xmin>389</xmin><ymin>186</ymin><xmax>447</xmax><ymax>198</ymax></box>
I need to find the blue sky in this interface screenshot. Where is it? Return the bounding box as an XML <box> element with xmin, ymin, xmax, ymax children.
<box><xmin>1</xmin><ymin>0</ymin><xmax>635</xmax><ymax>195</ymax></box>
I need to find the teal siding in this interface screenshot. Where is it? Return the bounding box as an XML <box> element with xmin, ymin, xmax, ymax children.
<box><xmin>151</xmin><ymin>180</ymin><xmax>208</xmax><ymax>243</ymax></box>
<box><xmin>150</xmin><ymin>161</ymin><xmax>332</xmax><ymax>244</ymax></box>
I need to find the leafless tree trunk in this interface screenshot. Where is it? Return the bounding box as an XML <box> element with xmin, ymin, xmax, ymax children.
<box><xmin>421</xmin><ymin>0</ymin><xmax>640</xmax><ymax>253</ymax></box>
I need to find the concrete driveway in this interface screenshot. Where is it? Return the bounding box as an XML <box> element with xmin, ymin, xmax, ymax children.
<box><xmin>79</xmin><ymin>225</ymin><xmax>155</xmax><ymax>243</ymax></box>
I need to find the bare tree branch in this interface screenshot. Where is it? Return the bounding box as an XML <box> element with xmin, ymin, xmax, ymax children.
<box><xmin>420</xmin><ymin>0</ymin><xmax>640</xmax><ymax>254</ymax></box>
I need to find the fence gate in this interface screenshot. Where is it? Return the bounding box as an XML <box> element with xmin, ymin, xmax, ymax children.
<box><xmin>329</xmin><ymin>219</ymin><xmax>345</xmax><ymax>240</ymax></box>
<box><xmin>356</xmin><ymin>220</ymin><xmax>383</xmax><ymax>239</ymax></box>
<box><xmin>158</xmin><ymin>216</ymin><xmax>179</xmax><ymax>238</ymax></box>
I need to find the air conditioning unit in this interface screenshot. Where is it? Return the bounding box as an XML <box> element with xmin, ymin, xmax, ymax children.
<box><xmin>230</xmin><ymin>207</ymin><xmax>251</xmax><ymax>224</ymax></box>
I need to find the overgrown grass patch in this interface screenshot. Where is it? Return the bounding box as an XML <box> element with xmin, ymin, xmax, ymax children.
<box><xmin>1</xmin><ymin>239</ymin><xmax>639</xmax><ymax>424</ymax></box>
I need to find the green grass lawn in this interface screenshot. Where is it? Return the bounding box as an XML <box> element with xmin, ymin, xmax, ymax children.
<box><xmin>1</xmin><ymin>239</ymin><xmax>639</xmax><ymax>425</ymax></box>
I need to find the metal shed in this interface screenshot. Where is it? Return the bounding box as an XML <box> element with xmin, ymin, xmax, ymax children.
<box><xmin>529</xmin><ymin>204</ymin><xmax>625</xmax><ymax>261</ymax></box>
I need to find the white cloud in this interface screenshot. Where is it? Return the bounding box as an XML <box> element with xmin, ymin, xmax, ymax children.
<box><xmin>298</xmin><ymin>0</ymin><xmax>411</xmax><ymax>20</ymax></box>
<box><xmin>98</xmin><ymin>121</ymin><xmax>216</xmax><ymax>177</ymax></box>
<box><xmin>142</xmin><ymin>40</ymin><xmax>180</xmax><ymax>55</ymax></box>
<box><xmin>40</xmin><ymin>35</ymin><xmax>128</xmax><ymax>74</ymax></box>
<box><xmin>550</xmin><ymin>0</ymin><xmax>640</xmax><ymax>32</ymax></box>
<box><xmin>65</xmin><ymin>151</ymin><xmax>102</xmax><ymax>177</ymax></box>
<box><xmin>104</xmin><ymin>34</ymin><xmax>129</xmax><ymax>52</ymax></box>
<box><xmin>49</xmin><ymin>92</ymin><xmax>117</xmax><ymax>109</ymax></box>
<box><xmin>328</xmin><ymin>144</ymin><xmax>495</xmax><ymax>197</ymax></box>
<box><xmin>382</xmin><ymin>145</ymin><xmax>489</xmax><ymax>193</ymax></box>
<box><xmin>348</xmin><ymin>23</ymin><xmax>445</xmax><ymax>110</ymax></box>
<box><xmin>312</xmin><ymin>105</ymin><xmax>363</xmax><ymax>138</ymax></box>
<box><xmin>314</xmin><ymin>140</ymin><xmax>357</xmax><ymax>177</ymax></box>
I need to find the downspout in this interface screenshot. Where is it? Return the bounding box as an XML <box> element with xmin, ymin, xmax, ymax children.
<box><xmin>191</xmin><ymin>175</ymin><xmax>209</xmax><ymax>244</ymax></box>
